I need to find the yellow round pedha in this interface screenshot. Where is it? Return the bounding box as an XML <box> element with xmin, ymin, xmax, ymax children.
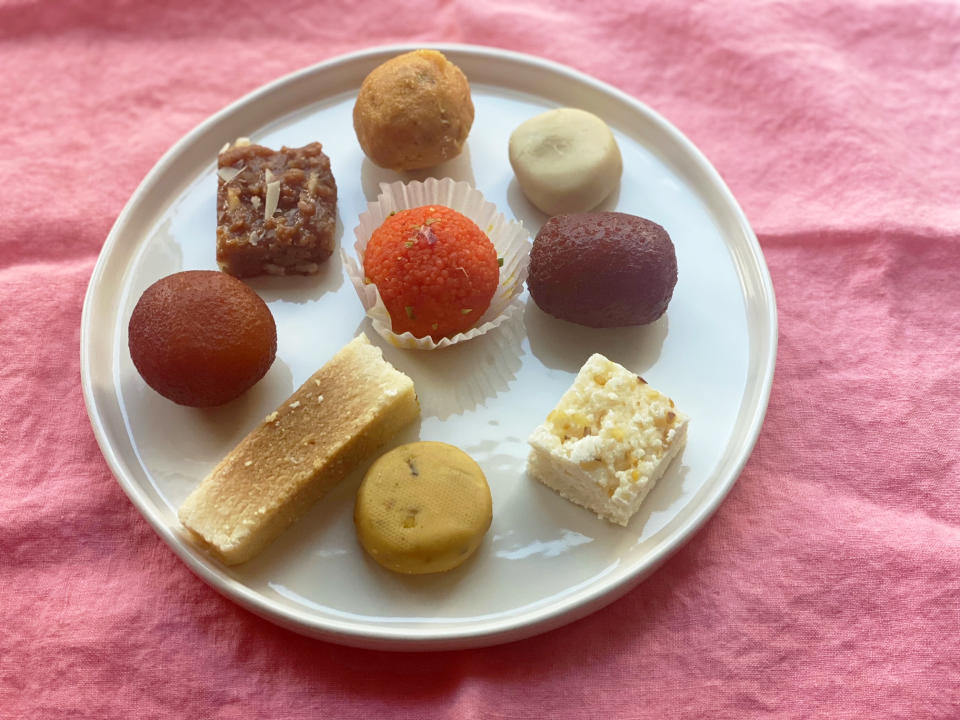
<box><xmin>354</xmin><ymin>441</ymin><xmax>492</xmax><ymax>574</ymax></box>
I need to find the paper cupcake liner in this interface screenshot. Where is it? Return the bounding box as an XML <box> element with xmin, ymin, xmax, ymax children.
<box><xmin>343</xmin><ymin>177</ymin><xmax>531</xmax><ymax>350</ymax></box>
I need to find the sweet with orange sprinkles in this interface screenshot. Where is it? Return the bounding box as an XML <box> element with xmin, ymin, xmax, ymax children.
<box><xmin>364</xmin><ymin>206</ymin><xmax>500</xmax><ymax>341</ymax></box>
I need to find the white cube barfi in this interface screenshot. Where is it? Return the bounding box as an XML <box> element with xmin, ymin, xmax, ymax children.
<box><xmin>527</xmin><ymin>353</ymin><xmax>688</xmax><ymax>526</ymax></box>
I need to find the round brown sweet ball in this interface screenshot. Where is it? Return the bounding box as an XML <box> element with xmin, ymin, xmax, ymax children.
<box><xmin>528</xmin><ymin>212</ymin><xmax>678</xmax><ymax>328</ymax></box>
<box><xmin>353</xmin><ymin>49</ymin><xmax>474</xmax><ymax>171</ymax></box>
<box><xmin>128</xmin><ymin>271</ymin><xmax>277</xmax><ymax>407</ymax></box>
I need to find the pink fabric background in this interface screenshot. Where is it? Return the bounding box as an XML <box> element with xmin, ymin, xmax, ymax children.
<box><xmin>2</xmin><ymin>0</ymin><xmax>959</xmax><ymax>717</ymax></box>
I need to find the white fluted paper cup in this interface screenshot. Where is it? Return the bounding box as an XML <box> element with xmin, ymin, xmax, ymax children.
<box><xmin>343</xmin><ymin>177</ymin><xmax>531</xmax><ymax>350</ymax></box>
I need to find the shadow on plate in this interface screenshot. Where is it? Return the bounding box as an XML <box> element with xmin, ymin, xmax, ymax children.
<box><xmin>505</xmin><ymin>178</ymin><xmax>624</xmax><ymax>238</ymax></box>
<box><xmin>505</xmin><ymin>178</ymin><xmax>547</xmax><ymax>237</ymax></box>
<box><xmin>594</xmin><ymin>182</ymin><xmax>622</xmax><ymax>212</ymax></box>
<box><xmin>524</xmin><ymin>301</ymin><xmax>667</xmax><ymax>375</ymax></box>
<box><xmin>357</xmin><ymin>308</ymin><xmax>525</xmax><ymax>421</ymax></box>
<box><xmin>189</xmin><ymin>357</ymin><xmax>296</xmax><ymax>447</ymax></box>
<box><xmin>628</xmin><ymin>453</ymin><xmax>691</xmax><ymax>544</ymax></box>
<box><xmin>119</xmin><ymin>356</ymin><xmax>295</xmax><ymax>465</ymax></box>
<box><xmin>359</xmin><ymin>143</ymin><xmax>476</xmax><ymax>201</ymax></box>
<box><xmin>501</xmin><ymin>444</ymin><xmax>690</xmax><ymax>560</ymax></box>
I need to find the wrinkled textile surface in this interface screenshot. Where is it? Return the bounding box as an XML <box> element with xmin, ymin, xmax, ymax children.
<box><xmin>2</xmin><ymin>0</ymin><xmax>959</xmax><ymax>717</ymax></box>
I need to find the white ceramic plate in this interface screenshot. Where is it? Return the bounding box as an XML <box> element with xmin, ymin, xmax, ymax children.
<box><xmin>81</xmin><ymin>44</ymin><xmax>776</xmax><ymax>650</ymax></box>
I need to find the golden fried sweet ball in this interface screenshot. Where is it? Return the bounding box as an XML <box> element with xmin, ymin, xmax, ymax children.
<box><xmin>353</xmin><ymin>49</ymin><xmax>474</xmax><ymax>172</ymax></box>
<box><xmin>128</xmin><ymin>271</ymin><xmax>277</xmax><ymax>407</ymax></box>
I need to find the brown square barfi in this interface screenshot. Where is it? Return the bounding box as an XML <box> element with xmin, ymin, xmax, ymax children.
<box><xmin>216</xmin><ymin>140</ymin><xmax>337</xmax><ymax>278</ymax></box>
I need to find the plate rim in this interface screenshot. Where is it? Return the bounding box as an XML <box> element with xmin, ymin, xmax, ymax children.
<box><xmin>80</xmin><ymin>42</ymin><xmax>778</xmax><ymax>650</ymax></box>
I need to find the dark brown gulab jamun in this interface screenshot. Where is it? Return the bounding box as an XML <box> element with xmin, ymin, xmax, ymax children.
<box><xmin>528</xmin><ymin>212</ymin><xmax>677</xmax><ymax>328</ymax></box>
<box><xmin>128</xmin><ymin>270</ymin><xmax>277</xmax><ymax>407</ymax></box>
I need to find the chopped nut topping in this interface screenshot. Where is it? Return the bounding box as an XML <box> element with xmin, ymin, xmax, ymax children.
<box><xmin>218</xmin><ymin>165</ymin><xmax>245</xmax><ymax>183</ymax></box>
<box><xmin>264</xmin><ymin>179</ymin><xmax>281</xmax><ymax>220</ymax></box>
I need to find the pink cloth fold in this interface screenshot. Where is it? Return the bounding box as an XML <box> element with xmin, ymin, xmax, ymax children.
<box><xmin>2</xmin><ymin>0</ymin><xmax>959</xmax><ymax>717</ymax></box>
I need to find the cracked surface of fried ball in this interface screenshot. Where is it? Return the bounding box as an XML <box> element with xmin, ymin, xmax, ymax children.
<box><xmin>353</xmin><ymin>49</ymin><xmax>474</xmax><ymax>171</ymax></box>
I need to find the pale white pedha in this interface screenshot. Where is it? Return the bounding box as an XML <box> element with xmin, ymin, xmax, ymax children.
<box><xmin>509</xmin><ymin>107</ymin><xmax>622</xmax><ymax>215</ymax></box>
<box><xmin>344</xmin><ymin>177</ymin><xmax>532</xmax><ymax>350</ymax></box>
